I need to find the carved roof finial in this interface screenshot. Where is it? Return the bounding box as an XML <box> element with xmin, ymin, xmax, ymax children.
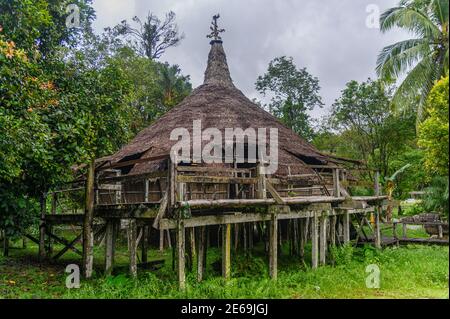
<box><xmin>207</xmin><ymin>14</ymin><xmax>225</xmax><ymax>43</ymax></box>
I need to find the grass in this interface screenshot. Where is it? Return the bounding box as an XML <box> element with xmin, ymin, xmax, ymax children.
<box><xmin>0</xmin><ymin>238</ymin><xmax>448</xmax><ymax>299</ymax></box>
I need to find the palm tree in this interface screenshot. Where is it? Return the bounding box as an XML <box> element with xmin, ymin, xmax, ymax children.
<box><xmin>376</xmin><ymin>0</ymin><xmax>448</xmax><ymax>119</ymax></box>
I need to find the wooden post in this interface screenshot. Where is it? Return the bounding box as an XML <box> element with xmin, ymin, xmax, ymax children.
<box><xmin>269</xmin><ymin>211</ymin><xmax>278</xmax><ymax>280</ymax></box>
<box><xmin>3</xmin><ymin>234</ymin><xmax>9</xmax><ymax>257</ymax></box>
<box><xmin>311</xmin><ymin>212</ymin><xmax>319</xmax><ymax>269</ymax></box>
<box><xmin>343</xmin><ymin>211</ymin><xmax>350</xmax><ymax>244</ymax></box>
<box><xmin>177</xmin><ymin>220</ymin><xmax>186</xmax><ymax>290</ymax></box>
<box><xmin>141</xmin><ymin>225</ymin><xmax>149</xmax><ymax>263</ymax></box>
<box><xmin>374</xmin><ymin>207</ymin><xmax>381</xmax><ymax>248</ymax></box>
<box><xmin>402</xmin><ymin>223</ymin><xmax>407</xmax><ymax>239</ymax></box>
<box><xmin>82</xmin><ymin>160</ymin><xmax>95</xmax><ymax>279</ymax></box>
<box><xmin>159</xmin><ymin>229</ymin><xmax>164</xmax><ymax>251</ymax></box>
<box><xmin>319</xmin><ymin>213</ymin><xmax>328</xmax><ymax>266</ymax></box>
<box><xmin>51</xmin><ymin>192</ymin><xmax>57</xmax><ymax>214</ymax></box>
<box><xmin>299</xmin><ymin>218</ymin><xmax>305</xmax><ymax>260</ymax></box>
<box><xmin>197</xmin><ymin>226</ymin><xmax>206</xmax><ymax>282</ymax></box>
<box><xmin>128</xmin><ymin>219</ymin><xmax>137</xmax><ymax>278</ymax></box>
<box><xmin>39</xmin><ymin>192</ymin><xmax>47</xmax><ymax>261</ymax></box>
<box><xmin>393</xmin><ymin>222</ymin><xmax>398</xmax><ymax>243</ymax></box>
<box><xmin>257</xmin><ymin>162</ymin><xmax>267</xmax><ymax>199</ymax></box>
<box><xmin>438</xmin><ymin>224</ymin><xmax>443</xmax><ymax>239</ymax></box>
<box><xmin>333</xmin><ymin>168</ymin><xmax>341</xmax><ymax>197</ymax></box>
<box><xmin>374</xmin><ymin>171</ymin><xmax>382</xmax><ymax>248</ymax></box>
<box><xmin>330</xmin><ymin>215</ymin><xmax>337</xmax><ymax>247</ymax></box>
<box><xmin>222</xmin><ymin>223</ymin><xmax>231</xmax><ymax>280</ymax></box>
<box><xmin>144</xmin><ymin>179</ymin><xmax>149</xmax><ymax>202</ymax></box>
<box><xmin>105</xmin><ymin>220</ymin><xmax>116</xmax><ymax>275</ymax></box>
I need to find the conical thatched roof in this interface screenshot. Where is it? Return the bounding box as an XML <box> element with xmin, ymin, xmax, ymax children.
<box><xmin>101</xmin><ymin>39</ymin><xmax>343</xmax><ymax>176</ymax></box>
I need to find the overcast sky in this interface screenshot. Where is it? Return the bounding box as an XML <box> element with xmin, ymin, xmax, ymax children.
<box><xmin>91</xmin><ymin>0</ymin><xmax>409</xmax><ymax>119</ymax></box>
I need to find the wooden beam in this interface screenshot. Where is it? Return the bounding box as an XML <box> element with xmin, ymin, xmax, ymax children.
<box><xmin>177</xmin><ymin>175</ymin><xmax>258</xmax><ymax>185</ymax></box>
<box><xmin>222</xmin><ymin>224</ymin><xmax>231</xmax><ymax>280</ymax></box>
<box><xmin>266</xmin><ymin>181</ymin><xmax>285</xmax><ymax>204</ymax></box>
<box><xmin>178</xmin><ymin>196</ymin><xmax>345</xmax><ymax>209</ymax></box>
<box><xmin>53</xmin><ymin>233</ymin><xmax>82</xmax><ymax>260</ymax></box>
<box><xmin>82</xmin><ymin>160</ymin><xmax>95</xmax><ymax>278</ymax></box>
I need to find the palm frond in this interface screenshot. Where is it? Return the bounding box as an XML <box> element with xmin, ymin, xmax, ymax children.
<box><xmin>380</xmin><ymin>5</ymin><xmax>441</xmax><ymax>38</ymax></box>
<box><xmin>376</xmin><ymin>38</ymin><xmax>431</xmax><ymax>78</ymax></box>
<box><xmin>390</xmin><ymin>55</ymin><xmax>437</xmax><ymax>114</ymax></box>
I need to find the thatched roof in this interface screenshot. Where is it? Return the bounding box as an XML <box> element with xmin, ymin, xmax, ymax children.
<box><xmin>99</xmin><ymin>39</ymin><xmax>345</xmax><ymax>176</ymax></box>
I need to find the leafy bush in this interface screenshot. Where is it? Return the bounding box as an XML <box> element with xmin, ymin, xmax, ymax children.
<box><xmin>399</xmin><ymin>201</ymin><xmax>425</xmax><ymax>216</ymax></box>
<box><xmin>330</xmin><ymin>244</ymin><xmax>354</xmax><ymax>265</ymax></box>
<box><xmin>423</xmin><ymin>176</ymin><xmax>449</xmax><ymax>218</ymax></box>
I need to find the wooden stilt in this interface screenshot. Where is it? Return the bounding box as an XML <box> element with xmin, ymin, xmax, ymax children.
<box><xmin>319</xmin><ymin>214</ymin><xmax>328</xmax><ymax>266</ymax></box>
<box><xmin>141</xmin><ymin>225</ymin><xmax>149</xmax><ymax>264</ymax></box>
<box><xmin>177</xmin><ymin>220</ymin><xmax>186</xmax><ymax>290</ymax></box>
<box><xmin>197</xmin><ymin>226</ymin><xmax>206</xmax><ymax>282</ymax></box>
<box><xmin>269</xmin><ymin>212</ymin><xmax>278</xmax><ymax>280</ymax></box>
<box><xmin>105</xmin><ymin>220</ymin><xmax>116</xmax><ymax>275</ymax></box>
<box><xmin>311</xmin><ymin>212</ymin><xmax>319</xmax><ymax>269</ymax></box>
<box><xmin>159</xmin><ymin>229</ymin><xmax>164</xmax><ymax>251</ymax></box>
<box><xmin>3</xmin><ymin>234</ymin><xmax>9</xmax><ymax>257</ymax></box>
<box><xmin>222</xmin><ymin>223</ymin><xmax>231</xmax><ymax>280</ymax></box>
<box><xmin>39</xmin><ymin>192</ymin><xmax>47</xmax><ymax>261</ymax></box>
<box><xmin>299</xmin><ymin>218</ymin><xmax>305</xmax><ymax>260</ymax></box>
<box><xmin>128</xmin><ymin>219</ymin><xmax>137</xmax><ymax>278</ymax></box>
<box><xmin>82</xmin><ymin>160</ymin><xmax>95</xmax><ymax>278</ymax></box>
<box><xmin>374</xmin><ymin>207</ymin><xmax>381</xmax><ymax>249</ymax></box>
<box><xmin>343</xmin><ymin>211</ymin><xmax>350</xmax><ymax>244</ymax></box>
<box><xmin>330</xmin><ymin>215</ymin><xmax>337</xmax><ymax>247</ymax></box>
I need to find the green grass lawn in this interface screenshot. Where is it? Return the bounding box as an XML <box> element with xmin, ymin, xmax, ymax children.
<box><xmin>0</xmin><ymin>238</ymin><xmax>448</xmax><ymax>299</ymax></box>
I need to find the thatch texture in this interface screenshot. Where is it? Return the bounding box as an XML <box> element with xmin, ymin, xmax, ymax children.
<box><xmin>100</xmin><ymin>41</ymin><xmax>341</xmax><ymax>177</ymax></box>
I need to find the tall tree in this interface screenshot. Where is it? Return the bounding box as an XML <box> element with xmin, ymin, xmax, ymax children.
<box><xmin>376</xmin><ymin>0</ymin><xmax>449</xmax><ymax>118</ymax></box>
<box><xmin>418</xmin><ymin>76</ymin><xmax>449</xmax><ymax>176</ymax></box>
<box><xmin>114</xmin><ymin>11</ymin><xmax>184</xmax><ymax>60</ymax></box>
<box><xmin>328</xmin><ymin>79</ymin><xmax>416</xmax><ymax>179</ymax></box>
<box><xmin>255</xmin><ymin>56</ymin><xmax>323</xmax><ymax>140</ymax></box>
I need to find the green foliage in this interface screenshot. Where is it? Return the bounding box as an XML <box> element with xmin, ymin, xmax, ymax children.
<box><xmin>377</xmin><ymin>0</ymin><xmax>449</xmax><ymax>115</ymax></box>
<box><xmin>418</xmin><ymin>76</ymin><xmax>449</xmax><ymax>176</ymax></box>
<box><xmin>400</xmin><ymin>201</ymin><xmax>425</xmax><ymax>216</ymax></box>
<box><xmin>314</xmin><ymin>78</ymin><xmax>422</xmax><ymax>197</ymax></box>
<box><xmin>1</xmin><ymin>244</ymin><xmax>448</xmax><ymax>298</ymax></box>
<box><xmin>255</xmin><ymin>56</ymin><xmax>323</xmax><ymax>140</ymax></box>
<box><xmin>330</xmin><ymin>244</ymin><xmax>354</xmax><ymax>265</ymax></box>
<box><xmin>422</xmin><ymin>176</ymin><xmax>449</xmax><ymax>217</ymax></box>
